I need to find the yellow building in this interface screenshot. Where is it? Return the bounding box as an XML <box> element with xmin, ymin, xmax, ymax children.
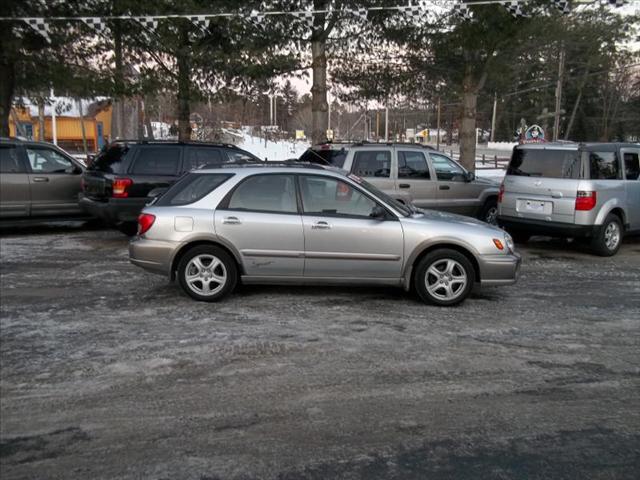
<box><xmin>9</xmin><ymin>99</ymin><xmax>112</xmax><ymax>153</ymax></box>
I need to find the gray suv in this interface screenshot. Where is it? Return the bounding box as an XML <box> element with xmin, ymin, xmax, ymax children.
<box><xmin>129</xmin><ymin>163</ymin><xmax>520</xmax><ymax>306</ymax></box>
<box><xmin>0</xmin><ymin>138</ymin><xmax>85</xmax><ymax>220</ymax></box>
<box><xmin>340</xmin><ymin>144</ymin><xmax>500</xmax><ymax>224</ymax></box>
<box><xmin>498</xmin><ymin>142</ymin><xmax>640</xmax><ymax>256</ymax></box>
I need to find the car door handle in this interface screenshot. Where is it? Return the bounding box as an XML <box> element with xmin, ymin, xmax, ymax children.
<box><xmin>312</xmin><ymin>221</ymin><xmax>331</xmax><ymax>230</ymax></box>
<box><xmin>223</xmin><ymin>216</ymin><xmax>241</xmax><ymax>225</ymax></box>
<box><xmin>399</xmin><ymin>183</ymin><xmax>410</xmax><ymax>189</ymax></box>
<box><xmin>439</xmin><ymin>185</ymin><xmax>450</xmax><ymax>190</ymax></box>
<box><xmin>32</xmin><ymin>177</ymin><xmax>49</xmax><ymax>183</ymax></box>
<box><xmin>550</xmin><ymin>191</ymin><xmax>563</xmax><ymax>198</ymax></box>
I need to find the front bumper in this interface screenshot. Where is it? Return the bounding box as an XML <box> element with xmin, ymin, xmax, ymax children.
<box><xmin>129</xmin><ymin>236</ymin><xmax>177</xmax><ymax>277</ymax></box>
<box><xmin>478</xmin><ymin>252</ymin><xmax>521</xmax><ymax>286</ymax></box>
<box><xmin>79</xmin><ymin>194</ymin><xmax>147</xmax><ymax>224</ymax></box>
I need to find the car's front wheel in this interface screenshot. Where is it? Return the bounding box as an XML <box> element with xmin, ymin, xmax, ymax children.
<box><xmin>479</xmin><ymin>198</ymin><xmax>498</xmax><ymax>225</ymax></box>
<box><xmin>414</xmin><ymin>249</ymin><xmax>475</xmax><ymax>306</ymax></box>
<box><xmin>177</xmin><ymin>245</ymin><xmax>238</xmax><ymax>302</ymax></box>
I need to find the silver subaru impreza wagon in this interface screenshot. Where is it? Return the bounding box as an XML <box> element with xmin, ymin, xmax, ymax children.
<box><xmin>129</xmin><ymin>163</ymin><xmax>520</xmax><ymax>306</ymax></box>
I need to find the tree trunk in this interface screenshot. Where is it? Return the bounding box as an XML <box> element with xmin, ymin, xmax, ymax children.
<box><xmin>38</xmin><ymin>99</ymin><xmax>45</xmax><ymax>141</ymax></box>
<box><xmin>176</xmin><ymin>23</ymin><xmax>191</xmax><ymax>142</ymax></box>
<box><xmin>564</xmin><ymin>67</ymin><xmax>590</xmax><ymax>140</ymax></box>
<box><xmin>0</xmin><ymin>56</ymin><xmax>15</xmax><ymax>137</ymax></box>
<box><xmin>310</xmin><ymin>0</ymin><xmax>329</xmax><ymax>145</ymax></box>
<box><xmin>459</xmin><ymin>68</ymin><xmax>479</xmax><ymax>172</ymax></box>
<box><xmin>112</xmin><ymin>22</ymin><xmax>125</xmax><ymax>139</ymax></box>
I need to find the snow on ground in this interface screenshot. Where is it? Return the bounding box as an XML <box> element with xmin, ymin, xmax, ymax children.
<box><xmin>476</xmin><ymin>168</ymin><xmax>506</xmax><ymax>180</ymax></box>
<box><xmin>487</xmin><ymin>141</ymin><xmax>517</xmax><ymax>150</ymax></box>
<box><xmin>239</xmin><ymin>133</ymin><xmax>310</xmax><ymax>161</ymax></box>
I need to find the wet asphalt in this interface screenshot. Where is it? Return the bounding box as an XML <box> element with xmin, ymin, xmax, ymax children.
<box><xmin>1</xmin><ymin>222</ymin><xmax>639</xmax><ymax>479</ymax></box>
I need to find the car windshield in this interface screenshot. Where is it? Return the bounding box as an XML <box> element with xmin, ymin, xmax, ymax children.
<box><xmin>346</xmin><ymin>173</ymin><xmax>412</xmax><ymax>217</ymax></box>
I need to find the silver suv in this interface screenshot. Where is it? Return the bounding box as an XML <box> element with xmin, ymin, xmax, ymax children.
<box><xmin>498</xmin><ymin>142</ymin><xmax>640</xmax><ymax>256</ymax></box>
<box><xmin>129</xmin><ymin>164</ymin><xmax>520</xmax><ymax>306</ymax></box>
<box><xmin>340</xmin><ymin>144</ymin><xmax>500</xmax><ymax>224</ymax></box>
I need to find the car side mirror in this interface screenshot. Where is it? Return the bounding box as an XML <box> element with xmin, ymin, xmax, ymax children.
<box><xmin>465</xmin><ymin>171</ymin><xmax>475</xmax><ymax>182</ymax></box>
<box><xmin>370</xmin><ymin>205</ymin><xmax>386</xmax><ymax>219</ymax></box>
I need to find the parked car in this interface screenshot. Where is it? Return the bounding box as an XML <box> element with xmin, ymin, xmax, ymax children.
<box><xmin>129</xmin><ymin>163</ymin><xmax>520</xmax><ymax>306</ymax></box>
<box><xmin>0</xmin><ymin>138</ymin><xmax>86</xmax><ymax>220</ymax></box>
<box><xmin>498</xmin><ymin>142</ymin><xmax>640</xmax><ymax>256</ymax></box>
<box><xmin>79</xmin><ymin>140</ymin><xmax>262</xmax><ymax>235</ymax></box>
<box><xmin>334</xmin><ymin>143</ymin><xmax>499</xmax><ymax>224</ymax></box>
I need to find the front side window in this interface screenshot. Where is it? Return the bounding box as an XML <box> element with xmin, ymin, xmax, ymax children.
<box><xmin>589</xmin><ymin>151</ymin><xmax>620</xmax><ymax>180</ymax></box>
<box><xmin>227</xmin><ymin>174</ymin><xmax>297</xmax><ymax>213</ymax></box>
<box><xmin>185</xmin><ymin>147</ymin><xmax>223</xmax><ymax>171</ymax></box>
<box><xmin>299</xmin><ymin>175</ymin><xmax>377</xmax><ymax>218</ymax></box>
<box><xmin>398</xmin><ymin>151</ymin><xmax>430</xmax><ymax>179</ymax></box>
<box><xmin>623</xmin><ymin>152</ymin><xmax>639</xmax><ymax>180</ymax></box>
<box><xmin>26</xmin><ymin>147</ymin><xmax>75</xmax><ymax>173</ymax></box>
<box><xmin>131</xmin><ymin>147</ymin><xmax>181</xmax><ymax>175</ymax></box>
<box><xmin>0</xmin><ymin>146</ymin><xmax>23</xmax><ymax>173</ymax></box>
<box><xmin>156</xmin><ymin>173</ymin><xmax>232</xmax><ymax>206</ymax></box>
<box><xmin>431</xmin><ymin>153</ymin><xmax>466</xmax><ymax>181</ymax></box>
<box><xmin>351</xmin><ymin>150</ymin><xmax>391</xmax><ymax>178</ymax></box>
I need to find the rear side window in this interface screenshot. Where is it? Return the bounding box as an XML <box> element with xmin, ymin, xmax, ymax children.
<box><xmin>507</xmin><ymin>148</ymin><xmax>581</xmax><ymax>179</ymax></box>
<box><xmin>90</xmin><ymin>144</ymin><xmax>130</xmax><ymax>174</ymax></box>
<box><xmin>0</xmin><ymin>146</ymin><xmax>24</xmax><ymax>173</ymax></box>
<box><xmin>624</xmin><ymin>152</ymin><xmax>639</xmax><ymax>180</ymax></box>
<box><xmin>226</xmin><ymin>174</ymin><xmax>297</xmax><ymax>213</ymax></box>
<box><xmin>300</xmin><ymin>148</ymin><xmax>348</xmax><ymax>167</ymax></box>
<box><xmin>185</xmin><ymin>147</ymin><xmax>224</xmax><ymax>170</ymax></box>
<box><xmin>156</xmin><ymin>173</ymin><xmax>232</xmax><ymax>206</ymax></box>
<box><xmin>131</xmin><ymin>147</ymin><xmax>181</xmax><ymax>175</ymax></box>
<box><xmin>351</xmin><ymin>150</ymin><xmax>391</xmax><ymax>178</ymax></box>
<box><xmin>588</xmin><ymin>151</ymin><xmax>621</xmax><ymax>180</ymax></box>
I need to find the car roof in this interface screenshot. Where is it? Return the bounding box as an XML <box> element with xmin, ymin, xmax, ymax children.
<box><xmin>0</xmin><ymin>137</ymin><xmax>64</xmax><ymax>148</ymax></box>
<box><xmin>196</xmin><ymin>162</ymin><xmax>345</xmax><ymax>176</ymax></box>
<box><xmin>350</xmin><ymin>142</ymin><xmax>435</xmax><ymax>149</ymax></box>
<box><xmin>107</xmin><ymin>139</ymin><xmax>245</xmax><ymax>150</ymax></box>
<box><xmin>516</xmin><ymin>141</ymin><xmax>639</xmax><ymax>151</ymax></box>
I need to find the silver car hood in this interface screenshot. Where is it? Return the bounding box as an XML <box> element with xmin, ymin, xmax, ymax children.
<box><xmin>407</xmin><ymin>209</ymin><xmax>503</xmax><ymax>233</ymax></box>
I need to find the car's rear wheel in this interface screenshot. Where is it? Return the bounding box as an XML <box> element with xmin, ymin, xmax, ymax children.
<box><xmin>479</xmin><ymin>198</ymin><xmax>498</xmax><ymax>225</ymax></box>
<box><xmin>177</xmin><ymin>245</ymin><xmax>237</xmax><ymax>302</ymax></box>
<box><xmin>414</xmin><ymin>249</ymin><xmax>475</xmax><ymax>306</ymax></box>
<box><xmin>591</xmin><ymin>214</ymin><xmax>623</xmax><ymax>256</ymax></box>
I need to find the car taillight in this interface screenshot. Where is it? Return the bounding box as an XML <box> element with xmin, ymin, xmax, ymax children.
<box><xmin>498</xmin><ymin>183</ymin><xmax>505</xmax><ymax>203</ymax></box>
<box><xmin>112</xmin><ymin>178</ymin><xmax>133</xmax><ymax>198</ymax></box>
<box><xmin>575</xmin><ymin>191</ymin><xmax>597</xmax><ymax>211</ymax></box>
<box><xmin>137</xmin><ymin>213</ymin><xmax>156</xmax><ymax>235</ymax></box>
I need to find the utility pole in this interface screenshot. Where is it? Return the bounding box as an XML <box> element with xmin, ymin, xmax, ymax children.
<box><xmin>490</xmin><ymin>92</ymin><xmax>498</xmax><ymax>143</ymax></box>
<box><xmin>376</xmin><ymin>112</ymin><xmax>380</xmax><ymax>140</ymax></box>
<box><xmin>553</xmin><ymin>42</ymin><xmax>565</xmax><ymax>142</ymax></box>
<box><xmin>384</xmin><ymin>104</ymin><xmax>389</xmax><ymax>142</ymax></box>
<box><xmin>50</xmin><ymin>88</ymin><xmax>57</xmax><ymax>146</ymax></box>
<box><xmin>436</xmin><ymin>96</ymin><xmax>441</xmax><ymax>151</ymax></box>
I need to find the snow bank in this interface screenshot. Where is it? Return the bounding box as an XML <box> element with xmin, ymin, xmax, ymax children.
<box><xmin>239</xmin><ymin>133</ymin><xmax>310</xmax><ymax>161</ymax></box>
<box><xmin>487</xmin><ymin>142</ymin><xmax>517</xmax><ymax>150</ymax></box>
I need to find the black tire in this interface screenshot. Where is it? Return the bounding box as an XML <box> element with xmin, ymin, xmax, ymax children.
<box><xmin>116</xmin><ymin>221</ymin><xmax>138</xmax><ymax>236</ymax></box>
<box><xmin>510</xmin><ymin>231</ymin><xmax>531</xmax><ymax>244</ymax></box>
<box><xmin>478</xmin><ymin>198</ymin><xmax>498</xmax><ymax>225</ymax></box>
<box><xmin>590</xmin><ymin>214</ymin><xmax>623</xmax><ymax>257</ymax></box>
<box><xmin>413</xmin><ymin>249</ymin><xmax>475</xmax><ymax>306</ymax></box>
<box><xmin>177</xmin><ymin>245</ymin><xmax>237</xmax><ymax>302</ymax></box>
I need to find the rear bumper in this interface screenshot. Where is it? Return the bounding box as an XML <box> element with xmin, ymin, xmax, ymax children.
<box><xmin>478</xmin><ymin>252</ymin><xmax>521</xmax><ymax>286</ymax></box>
<box><xmin>129</xmin><ymin>236</ymin><xmax>176</xmax><ymax>276</ymax></box>
<box><xmin>79</xmin><ymin>194</ymin><xmax>146</xmax><ymax>224</ymax></box>
<box><xmin>498</xmin><ymin>215</ymin><xmax>595</xmax><ymax>238</ymax></box>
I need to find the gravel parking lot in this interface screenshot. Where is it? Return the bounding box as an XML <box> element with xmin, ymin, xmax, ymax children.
<box><xmin>1</xmin><ymin>223</ymin><xmax>639</xmax><ymax>479</ymax></box>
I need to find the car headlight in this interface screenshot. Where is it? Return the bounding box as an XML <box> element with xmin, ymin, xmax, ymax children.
<box><xmin>504</xmin><ymin>232</ymin><xmax>515</xmax><ymax>253</ymax></box>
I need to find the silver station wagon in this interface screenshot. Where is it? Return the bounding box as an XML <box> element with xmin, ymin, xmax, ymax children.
<box><xmin>129</xmin><ymin>164</ymin><xmax>520</xmax><ymax>306</ymax></box>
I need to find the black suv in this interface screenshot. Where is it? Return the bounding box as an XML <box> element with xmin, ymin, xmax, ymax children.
<box><xmin>79</xmin><ymin>140</ymin><xmax>261</xmax><ymax>234</ymax></box>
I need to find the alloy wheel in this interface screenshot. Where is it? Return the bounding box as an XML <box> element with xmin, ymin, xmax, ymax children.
<box><xmin>425</xmin><ymin>259</ymin><xmax>468</xmax><ymax>301</ymax></box>
<box><xmin>604</xmin><ymin>222</ymin><xmax>620</xmax><ymax>251</ymax></box>
<box><xmin>184</xmin><ymin>254</ymin><xmax>227</xmax><ymax>296</ymax></box>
